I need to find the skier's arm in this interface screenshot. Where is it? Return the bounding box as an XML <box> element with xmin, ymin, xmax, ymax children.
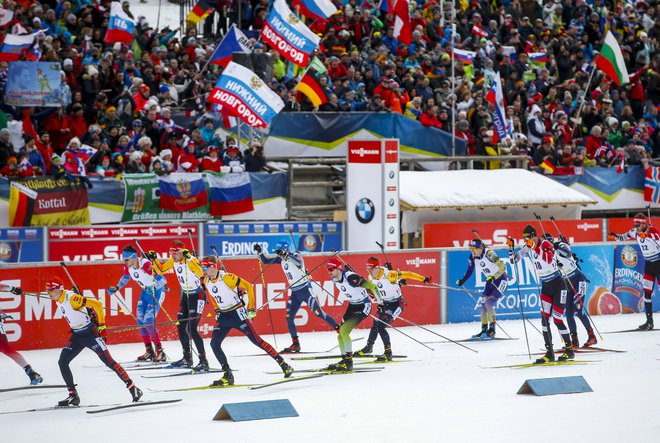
<box><xmin>258</xmin><ymin>253</ymin><xmax>281</xmax><ymax>265</ymax></box>
<box><xmin>152</xmin><ymin>257</ymin><xmax>174</xmax><ymax>274</ymax></box>
<box><xmin>458</xmin><ymin>255</ymin><xmax>476</xmax><ymax>283</ymax></box>
<box><xmin>187</xmin><ymin>258</ymin><xmax>205</xmax><ymax>278</ymax></box>
<box><xmin>114</xmin><ymin>273</ymin><xmax>130</xmax><ymax>290</ymax></box>
<box><xmin>397</xmin><ymin>270</ymin><xmax>426</xmax><ymax>283</ymax></box>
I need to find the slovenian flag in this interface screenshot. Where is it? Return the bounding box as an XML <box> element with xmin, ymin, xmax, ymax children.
<box><xmin>104</xmin><ymin>2</ymin><xmax>135</xmax><ymax>45</ymax></box>
<box><xmin>158</xmin><ymin>173</ymin><xmax>208</xmax><ymax>211</ymax></box>
<box><xmin>453</xmin><ymin>48</ymin><xmax>476</xmax><ymax>65</ymax></box>
<box><xmin>207</xmin><ymin>171</ymin><xmax>254</xmax><ymax>216</ymax></box>
<box><xmin>528</xmin><ymin>51</ymin><xmax>547</xmax><ymax>69</ymax></box>
<box><xmin>0</xmin><ymin>32</ymin><xmax>38</xmax><ymax>62</ymax></box>
<box><xmin>485</xmin><ymin>73</ymin><xmax>507</xmax><ymax>145</ymax></box>
<box><xmin>292</xmin><ymin>0</ymin><xmax>337</xmax><ymax>22</ymax></box>
<box><xmin>209</xmin><ymin>25</ymin><xmax>253</xmax><ymax>67</ymax></box>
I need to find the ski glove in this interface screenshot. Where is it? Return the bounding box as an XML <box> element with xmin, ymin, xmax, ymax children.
<box><xmin>253</xmin><ymin>244</ymin><xmax>262</xmax><ymax>254</ymax></box>
<box><xmin>182</xmin><ymin>248</ymin><xmax>192</xmax><ymax>259</ymax></box>
<box><xmin>524</xmin><ymin>238</ymin><xmax>534</xmax><ymax>248</ymax></box>
<box><xmin>10</xmin><ymin>287</ymin><xmax>22</xmax><ymax>295</ymax></box>
<box><xmin>423</xmin><ymin>276</ymin><xmax>431</xmax><ymax>284</ymax></box>
<box><xmin>98</xmin><ymin>324</ymin><xmax>107</xmax><ymax>339</ymax></box>
<box><xmin>107</xmin><ymin>286</ymin><xmax>118</xmax><ymax>294</ymax></box>
<box><xmin>456</xmin><ymin>278</ymin><xmax>465</xmax><ymax>286</ymax></box>
<box><xmin>147</xmin><ymin>250</ymin><xmax>158</xmax><ymax>261</ymax></box>
<box><xmin>638</xmin><ymin>232</ymin><xmax>647</xmax><ymax>239</ymax></box>
<box><xmin>485</xmin><ymin>276</ymin><xmax>494</xmax><ymax>283</ymax></box>
<box><xmin>247</xmin><ymin>309</ymin><xmax>257</xmax><ymax>320</ymax></box>
<box><xmin>607</xmin><ymin>232</ymin><xmax>616</xmax><ymax>241</ymax></box>
<box><xmin>274</xmin><ymin>249</ymin><xmax>287</xmax><ymax>258</ymax></box>
<box><xmin>385</xmin><ymin>262</ymin><xmax>393</xmax><ymax>270</ymax></box>
<box><xmin>506</xmin><ymin>237</ymin><xmax>514</xmax><ymax>248</ymax></box>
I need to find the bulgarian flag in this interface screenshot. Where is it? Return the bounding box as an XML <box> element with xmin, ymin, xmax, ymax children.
<box><xmin>596</xmin><ymin>31</ymin><xmax>630</xmax><ymax>86</ymax></box>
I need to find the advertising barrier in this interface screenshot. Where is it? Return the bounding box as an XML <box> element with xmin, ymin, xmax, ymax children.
<box><xmin>445</xmin><ymin>243</ymin><xmax>659</xmax><ymax>324</ymax></box>
<box><xmin>204</xmin><ymin>221</ymin><xmax>343</xmax><ymax>256</ymax></box>
<box><xmin>0</xmin><ymin>250</ymin><xmax>441</xmax><ymax>350</ymax></box>
<box><xmin>0</xmin><ymin>227</ymin><xmax>44</xmax><ymax>262</ymax></box>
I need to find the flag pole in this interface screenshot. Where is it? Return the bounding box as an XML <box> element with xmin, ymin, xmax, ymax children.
<box><xmin>451</xmin><ymin>2</ymin><xmax>456</xmax><ymax>157</ymax></box>
<box><xmin>571</xmin><ymin>54</ymin><xmax>598</xmax><ymax>137</ymax></box>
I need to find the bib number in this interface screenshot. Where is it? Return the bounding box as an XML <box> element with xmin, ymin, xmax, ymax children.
<box><xmin>362</xmin><ymin>303</ymin><xmax>372</xmax><ymax>316</ymax></box>
<box><xmin>560</xmin><ymin>289</ymin><xmax>567</xmax><ymax>305</ymax></box>
<box><xmin>197</xmin><ymin>300</ymin><xmax>205</xmax><ymax>314</ymax></box>
<box><xmin>95</xmin><ymin>337</ymin><xmax>107</xmax><ymax>351</ymax></box>
<box><xmin>237</xmin><ymin>307</ymin><xmax>248</xmax><ymax>321</ymax></box>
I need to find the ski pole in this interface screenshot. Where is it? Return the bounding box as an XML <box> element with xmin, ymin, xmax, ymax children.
<box><xmin>329</xmin><ymin>248</ymin><xmax>356</xmax><ymax>272</ymax></box>
<box><xmin>209</xmin><ymin>245</ymin><xmax>227</xmax><ymax>271</ymax></box>
<box><xmin>375</xmin><ymin>241</ymin><xmax>391</xmax><ymax>268</ymax></box>
<box><xmin>250</xmin><ymin>245</ymin><xmax>275</xmax><ymax>285</ymax></box>
<box><xmin>507</xmin><ymin>242</ymin><xmax>533</xmax><ymax>359</ymax></box>
<box><xmin>106</xmin><ymin>315</ymin><xmax>201</xmax><ymax>332</ymax></box>
<box><xmin>256</xmin><ymin>256</ymin><xmax>278</xmax><ymax>349</ymax></box>
<box><xmin>396</xmin><ymin>315</ymin><xmax>478</xmax><ymax>353</ymax></box>
<box><xmin>186</xmin><ymin>228</ymin><xmax>197</xmax><ymax>257</ymax></box>
<box><xmin>59</xmin><ymin>262</ymin><xmax>82</xmax><ymax>295</ymax></box>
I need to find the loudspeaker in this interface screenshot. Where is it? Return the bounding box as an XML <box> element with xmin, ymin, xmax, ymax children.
<box><xmin>232</xmin><ymin>53</ymin><xmax>273</xmax><ymax>83</ymax></box>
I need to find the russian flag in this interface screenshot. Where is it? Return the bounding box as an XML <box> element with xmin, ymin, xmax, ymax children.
<box><xmin>207</xmin><ymin>171</ymin><xmax>254</xmax><ymax>216</ymax></box>
<box><xmin>104</xmin><ymin>2</ymin><xmax>135</xmax><ymax>45</ymax></box>
<box><xmin>209</xmin><ymin>25</ymin><xmax>253</xmax><ymax>67</ymax></box>
<box><xmin>292</xmin><ymin>0</ymin><xmax>337</xmax><ymax>22</ymax></box>
<box><xmin>158</xmin><ymin>173</ymin><xmax>208</xmax><ymax>211</ymax></box>
<box><xmin>485</xmin><ymin>73</ymin><xmax>507</xmax><ymax>144</ymax></box>
<box><xmin>471</xmin><ymin>23</ymin><xmax>488</xmax><ymax>39</ymax></box>
<box><xmin>0</xmin><ymin>32</ymin><xmax>37</xmax><ymax>62</ymax></box>
<box><xmin>452</xmin><ymin>48</ymin><xmax>476</xmax><ymax>65</ymax></box>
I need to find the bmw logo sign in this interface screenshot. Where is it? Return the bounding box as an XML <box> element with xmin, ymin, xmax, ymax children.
<box><xmin>284</xmin><ymin>263</ymin><xmax>289</xmax><ymax>270</ymax></box>
<box><xmin>355</xmin><ymin>198</ymin><xmax>375</xmax><ymax>224</ymax></box>
<box><xmin>389</xmin><ymin>171</ymin><xmax>395</xmax><ymax>179</ymax></box>
<box><xmin>389</xmin><ymin>198</ymin><xmax>394</xmax><ymax>207</ymax></box>
<box><xmin>389</xmin><ymin>226</ymin><xmax>395</xmax><ymax>234</ymax></box>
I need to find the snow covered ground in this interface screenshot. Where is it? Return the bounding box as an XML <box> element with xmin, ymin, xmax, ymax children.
<box><xmin>2</xmin><ymin>313</ymin><xmax>659</xmax><ymax>442</ymax></box>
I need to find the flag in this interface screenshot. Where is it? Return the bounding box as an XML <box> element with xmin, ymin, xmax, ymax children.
<box><xmin>616</xmin><ymin>156</ymin><xmax>625</xmax><ymax>174</ymax></box>
<box><xmin>296</xmin><ymin>69</ymin><xmax>328</xmax><ymax>107</ymax></box>
<box><xmin>104</xmin><ymin>2</ymin><xmax>136</xmax><ymax>45</ymax></box>
<box><xmin>540</xmin><ymin>159</ymin><xmax>555</xmax><ymax>174</ymax></box>
<box><xmin>208</xmin><ymin>25</ymin><xmax>253</xmax><ymax>67</ymax></box>
<box><xmin>207</xmin><ymin>171</ymin><xmax>254</xmax><ymax>216</ymax></box>
<box><xmin>528</xmin><ymin>51</ymin><xmax>547</xmax><ymax>69</ymax></box>
<box><xmin>187</xmin><ymin>0</ymin><xmax>216</xmax><ymax>24</ymax></box>
<box><xmin>0</xmin><ymin>32</ymin><xmax>37</xmax><ymax>62</ymax></box>
<box><xmin>209</xmin><ymin>61</ymin><xmax>285</xmax><ymax>128</ymax></box>
<box><xmin>596</xmin><ymin>31</ymin><xmax>630</xmax><ymax>86</ymax></box>
<box><xmin>472</xmin><ymin>23</ymin><xmax>488</xmax><ymax>39</ymax></box>
<box><xmin>261</xmin><ymin>0</ymin><xmax>321</xmax><ymax>67</ymax></box>
<box><xmin>485</xmin><ymin>73</ymin><xmax>507</xmax><ymax>144</ymax></box>
<box><xmin>452</xmin><ymin>48</ymin><xmax>476</xmax><ymax>65</ymax></box>
<box><xmin>308</xmin><ymin>56</ymin><xmax>327</xmax><ymax>74</ymax></box>
<box><xmin>11</xmin><ymin>22</ymin><xmax>27</xmax><ymax>35</ymax></box>
<box><xmin>0</xmin><ymin>8</ymin><xmax>13</xmax><ymax>28</ymax></box>
<box><xmin>158</xmin><ymin>173</ymin><xmax>208</xmax><ymax>211</ymax></box>
<box><xmin>292</xmin><ymin>0</ymin><xmax>337</xmax><ymax>22</ymax></box>
<box><xmin>502</xmin><ymin>45</ymin><xmax>517</xmax><ymax>61</ymax></box>
<box><xmin>25</xmin><ymin>38</ymin><xmax>41</xmax><ymax>61</ymax></box>
<box><xmin>393</xmin><ymin>0</ymin><xmax>412</xmax><ymax>45</ymax></box>
<box><xmin>378</xmin><ymin>0</ymin><xmax>393</xmax><ymax>12</ymax></box>
<box><xmin>644</xmin><ymin>166</ymin><xmax>660</xmax><ymax>203</ymax></box>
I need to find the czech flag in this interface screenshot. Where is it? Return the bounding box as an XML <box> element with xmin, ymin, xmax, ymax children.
<box><xmin>104</xmin><ymin>2</ymin><xmax>135</xmax><ymax>45</ymax></box>
<box><xmin>207</xmin><ymin>171</ymin><xmax>254</xmax><ymax>216</ymax></box>
<box><xmin>452</xmin><ymin>48</ymin><xmax>476</xmax><ymax>65</ymax></box>
<box><xmin>471</xmin><ymin>23</ymin><xmax>488</xmax><ymax>39</ymax></box>
<box><xmin>158</xmin><ymin>173</ymin><xmax>208</xmax><ymax>211</ymax></box>
<box><xmin>0</xmin><ymin>32</ymin><xmax>37</xmax><ymax>62</ymax></box>
<box><xmin>292</xmin><ymin>0</ymin><xmax>337</xmax><ymax>22</ymax></box>
<box><xmin>209</xmin><ymin>25</ymin><xmax>253</xmax><ymax>67</ymax></box>
<box><xmin>296</xmin><ymin>68</ymin><xmax>328</xmax><ymax>107</ymax></box>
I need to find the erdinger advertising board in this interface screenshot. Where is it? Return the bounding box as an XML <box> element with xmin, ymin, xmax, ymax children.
<box><xmin>0</xmin><ymin>250</ymin><xmax>441</xmax><ymax>350</ymax></box>
<box><xmin>424</xmin><ymin>219</ymin><xmax>604</xmax><ymax>248</ymax></box>
<box><xmin>0</xmin><ymin>228</ymin><xmax>44</xmax><ymax>262</ymax></box>
<box><xmin>204</xmin><ymin>222</ymin><xmax>343</xmax><ymax>256</ymax></box>
<box><xmin>47</xmin><ymin>225</ymin><xmax>200</xmax><ymax>261</ymax></box>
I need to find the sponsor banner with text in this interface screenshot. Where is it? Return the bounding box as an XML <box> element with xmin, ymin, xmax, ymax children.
<box><xmin>0</xmin><ymin>227</ymin><xmax>44</xmax><ymax>262</ymax></box>
<box><xmin>0</xmin><ymin>250</ymin><xmax>441</xmax><ymax>350</ymax></box>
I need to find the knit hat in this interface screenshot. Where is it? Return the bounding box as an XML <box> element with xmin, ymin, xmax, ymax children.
<box><xmin>159</xmin><ymin>84</ymin><xmax>170</xmax><ymax>94</ymax></box>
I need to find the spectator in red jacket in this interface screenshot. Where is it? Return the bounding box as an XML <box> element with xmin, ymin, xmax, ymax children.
<box><xmin>420</xmin><ymin>106</ymin><xmax>443</xmax><ymax>129</ymax></box>
<box><xmin>201</xmin><ymin>146</ymin><xmax>223</xmax><ymax>172</ymax></box>
<box><xmin>585</xmin><ymin>125</ymin><xmax>604</xmax><ymax>159</ymax></box>
<box><xmin>68</xmin><ymin>104</ymin><xmax>88</xmax><ymax>140</ymax></box>
<box><xmin>42</xmin><ymin>108</ymin><xmax>72</xmax><ymax>154</ymax></box>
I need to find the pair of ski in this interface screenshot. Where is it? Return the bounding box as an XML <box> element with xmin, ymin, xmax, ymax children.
<box><xmin>483</xmin><ymin>359</ymin><xmax>599</xmax><ymax>369</ymax></box>
<box><xmin>508</xmin><ymin>346</ymin><xmax>626</xmax><ymax>357</ymax></box>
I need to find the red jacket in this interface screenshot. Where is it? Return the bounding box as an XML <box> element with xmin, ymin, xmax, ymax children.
<box><xmin>68</xmin><ymin>115</ymin><xmax>88</xmax><ymax>140</ymax></box>
<box><xmin>42</xmin><ymin>113</ymin><xmax>72</xmax><ymax>153</ymax></box>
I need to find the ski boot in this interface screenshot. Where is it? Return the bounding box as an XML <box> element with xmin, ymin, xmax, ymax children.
<box><xmin>211</xmin><ymin>365</ymin><xmax>234</xmax><ymax>386</ymax></box>
<box><xmin>557</xmin><ymin>346</ymin><xmax>575</xmax><ymax>362</ymax></box>
<box><xmin>584</xmin><ymin>330</ymin><xmax>597</xmax><ymax>347</ymax></box>
<box><xmin>58</xmin><ymin>389</ymin><xmax>80</xmax><ymax>407</ymax></box>
<box><xmin>472</xmin><ymin>325</ymin><xmax>488</xmax><ymax>340</ymax></box>
<box><xmin>534</xmin><ymin>346</ymin><xmax>555</xmax><ymax>364</ymax></box>
<box><xmin>570</xmin><ymin>333</ymin><xmax>579</xmax><ymax>349</ymax></box>
<box><xmin>638</xmin><ymin>314</ymin><xmax>654</xmax><ymax>331</ymax></box>
<box><xmin>128</xmin><ymin>383</ymin><xmax>143</xmax><ymax>402</ymax></box>
<box><xmin>137</xmin><ymin>343</ymin><xmax>155</xmax><ymax>361</ymax></box>
<box><xmin>25</xmin><ymin>366</ymin><xmax>43</xmax><ymax>385</ymax></box>
<box><xmin>486</xmin><ymin>324</ymin><xmax>496</xmax><ymax>339</ymax></box>
<box><xmin>376</xmin><ymin>345</ymin><xmax>393</xmax><ymax>362</ymax></box>
<box><xmin>281</xmin><ymin>337</ymin><xmax>301</xmax><ymax>353</ymax></box>
<box><xmin>193</xmin><ymin>354</ymin><xmax>209</xmax><ymax>372</ymax></box>
<box><xmin>153</xmin><ymin>344</ymin><xmax>168</xmax><ymax>362</ymax></box>
<box><xmin>279</xmin><ymin>360</ymin><xmax>294</xmax><ymax>378</ymax></box>
<box><xmin>354</xmin><ymin>343</ymin><xmax>374</xmax><ymax>357</ymax></box>
<box><xmin>327</xmin><ymin>353</ymin><xmax>353</xmax><ymax>372</ymax></box>
<box><xmin>170</xmin><ymin>351</ymin><xmax>193</xmax><ymax>368</ymax></box>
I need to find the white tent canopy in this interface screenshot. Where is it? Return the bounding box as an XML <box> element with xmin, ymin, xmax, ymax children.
<box><xmin>400</xmin><ymin>169</ymin><xmax>597</xmax><ymax>233</ymax></box>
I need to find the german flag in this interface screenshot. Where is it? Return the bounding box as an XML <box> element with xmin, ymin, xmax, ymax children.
<box><xmin>187</xmin><ymin>0</ymin><xmax>216</xmax><ymax>24</ymax></box>
<box><xmin>296</xmin><ymin>69</ymin><xmax>328</xmax><ymax>107</ymax></box>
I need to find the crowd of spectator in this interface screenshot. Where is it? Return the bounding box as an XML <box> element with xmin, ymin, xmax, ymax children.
<box><xmin>0</xmin><ymin>0</ymin><xmax>658</xmax><ymax>180</ymax></box>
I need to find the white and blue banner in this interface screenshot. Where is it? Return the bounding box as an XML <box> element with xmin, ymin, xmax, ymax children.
<box><xmin>5</xmin><ymin>62</ymin><xmax>62</xmax><ymax>107</ymax></box>
<box><xmin>261</xmin><ymin>0</ymin><xmax>320</xmax><ymax>67</ymax></box>
<box><xmin>209</xmin><ymin>61</ymin><xmax>284</xmax><ymax>128</ymax></box>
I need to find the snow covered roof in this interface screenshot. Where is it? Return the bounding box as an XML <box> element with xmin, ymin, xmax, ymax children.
<box><xmin>400</xmin><ymin>169</ymin><xmax>597</xmax><ymax>210</ymax></box>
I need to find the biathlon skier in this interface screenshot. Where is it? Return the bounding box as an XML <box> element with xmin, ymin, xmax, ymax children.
<box><xmin>34</xmin><ymin>277</ymin><xmax>142</xmax><ymax>406</ymax></box>
<box><xmin>326</xmin><ymin>257</ymin><xmax>379</xmax><ymax>371</ymax></box>
<box><xmin>456</xmin><ymin>239</ymin><xmax>508</xmax><ymax>339</ymax></box>
<box><xmin>108</xmin><ymin>245</ymin><xmax>168</xmax><ymax>362</ymax></box>
<box><xmin>150</xmin><ymin>240</ymin><xmax>208</xmax><ymax>370</ymax></box>
<box><xmin>507</xmin><ymin>225</ymin><xmax>574</xmax><ymax>364</ymax></box>
<box><xmin>543</xmin><ymin>234</ymin><xmax>597</xmax><ymax>346</ymax></box>
<box><xmin>200</xmin><ymin>255</ymin><xmax>293</xmax><ymax>386</ymax></box>
<box><xmin>0</xmin><ymin>288</ymin><xmax>42</xmax><ymax>385</ymax></box>
<box><xmin>356</xmin><ymin>256</ymin><xmax>431</xmax><ymax>360</ymax></box>
<box><xmin>254</xmin><ymin>242</ymin><xmax>338</xmax><ymax>353</ymax></box>
<box><xmin>608</xmin><ymin>213</ymin><xmax>658</xmax><ymax>330</ymax></box>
